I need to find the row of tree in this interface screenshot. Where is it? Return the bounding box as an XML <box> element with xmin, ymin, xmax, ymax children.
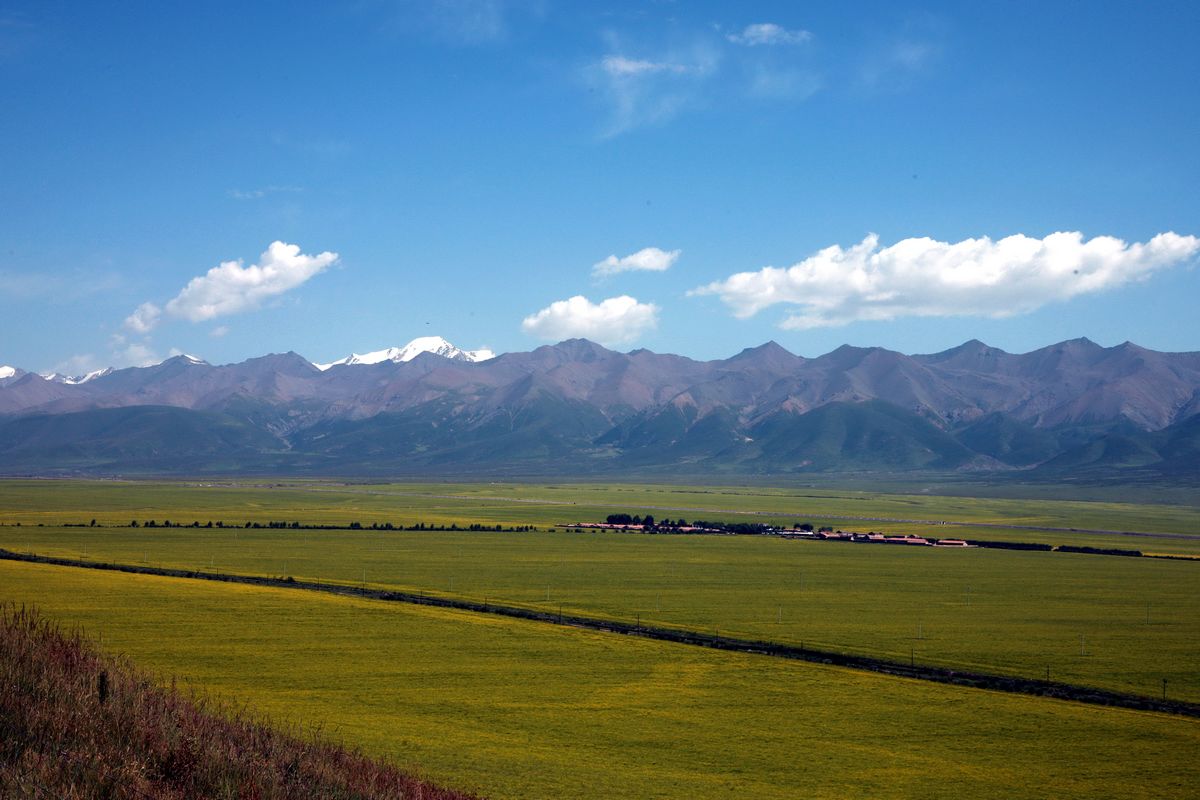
<box><xmin>103</xmin><ymin>520</ymin><xmax>542</xmax><ymax>532</ymax></box>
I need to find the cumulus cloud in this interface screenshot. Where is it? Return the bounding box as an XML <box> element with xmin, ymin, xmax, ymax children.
<box><xmin>123</xmin><ymin>302</ymin><xmax>161</xmax><ymax>334</ymax></box>
<box><xmin>593</xmin><ymin>247</ymin><xmax>681</xmax><ymax>277</ymax></box>
<box><xmin>727</xmin><ymin>23</ymin><xmax>812</xmax><ymax>46</ymax></box>
<box><xmin>690</xmin><ymin>231</ymin><xmax>1200</xmax><ymax>330</ymax></box>
<box><xmin>164</xmin><ymin>241</ymin><xmax>338</xmax><ymax>322</ymax></box>
<box><xmin>521</xmin><ymin>295</ymin><xmax>659</xmax><ymax>345</ymax></box>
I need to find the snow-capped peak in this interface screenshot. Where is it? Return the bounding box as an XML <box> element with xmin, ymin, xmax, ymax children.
<box><xmin>40</xmin><ymin>367</ymin><xmax>113</xmax><ymax>385</ymax></box>
<box><xmin>315</xmin><ymin>336</ymin><xmax>496</xmax><ymax>370</ymax></box>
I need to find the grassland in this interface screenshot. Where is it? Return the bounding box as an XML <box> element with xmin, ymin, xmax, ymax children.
<box><xmin>1</xmin><ymin>478</ymin><xmax>1198</xmax><ymax>552</ymax></box>
<box><xmin>2</xmin><ymin>479</ymin><xmax>1197</xmax><ymax>702</ymax></box>
<box><xmin>2</xmin><ymin>559</ymin><xmax>1198</xmax><ymax>800</ymax></box>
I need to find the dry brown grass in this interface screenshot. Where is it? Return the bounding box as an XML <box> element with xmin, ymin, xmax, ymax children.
<box><xmin>0</xmin><ymin>604</ymin><xmax>479</xmax><ymax>800</ymax></box>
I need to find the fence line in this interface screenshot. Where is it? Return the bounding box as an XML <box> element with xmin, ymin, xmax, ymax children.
<box><xmin>1</xmin><ymin>547</ymin><xmax>1195</xmax><ymax>719</ymax></box>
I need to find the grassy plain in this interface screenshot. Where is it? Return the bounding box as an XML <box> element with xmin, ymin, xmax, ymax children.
<box><xmin>7</xmin><ymin>524</ymin><xmax>1198</xmax><ymax>701</ymax></box>
<box><xmin>2</xmin><ymin>480</ymin><xmax>1197</xmax><ymax>702</ymax></box>
<box><xmin>1</xmin><ymin>478</ymin><xmax>1198</xmax><ymax>551</ymax></box>
<box><xmin>2</xmin><ymin>559</ymin><xmax>1198</xmax><ymax>800</ymax></box>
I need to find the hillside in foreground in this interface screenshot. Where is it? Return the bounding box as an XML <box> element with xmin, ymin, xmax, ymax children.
<box><xmin>0</xmin><ymin>605</ymin><xmax>478</xmax><ymax>800</ymax></box>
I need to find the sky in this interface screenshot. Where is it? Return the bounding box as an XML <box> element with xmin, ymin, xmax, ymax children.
<box><xmin>1</xmin><ymin>1</ymin><xmax>1199</xmax><ymax>374</ymax></box>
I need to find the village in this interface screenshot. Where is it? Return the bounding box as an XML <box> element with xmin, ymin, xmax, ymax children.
<box><xmin>563</xmin><ymin>515</ymin><xmax>974</xmax><ymax>547</ymax></box>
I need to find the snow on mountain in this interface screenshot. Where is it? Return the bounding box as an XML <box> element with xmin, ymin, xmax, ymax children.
<box><xmin>40</xmin><ymin>367</ymin><xmax>114</xmax><ymax>385</ymax></box>
<box><xmin>315</xmin><ymin>336</ymin><xmax>496</xmax><ymax>370</ymax></box>
<box><xmin>38</xmin><ymin>355</ymin><xmax>205</xmax><ymax>385</ymax></box>
<box><xmin>0</xmin><ymin>365</ymin><xmax>26</xmax><ymax>387</ymax></box>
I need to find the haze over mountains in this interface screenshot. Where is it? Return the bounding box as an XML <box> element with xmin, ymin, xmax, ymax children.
<box><xmin>1</xmin><ymin>336</ymin><xmax>1197</xmax><ymax>481</ymax></box>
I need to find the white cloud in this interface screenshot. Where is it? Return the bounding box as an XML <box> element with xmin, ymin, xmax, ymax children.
<box><xmin>209</xmin><ymin>325</ymin><xmax>230</xmax><ymax>338</ymax></box>
<box><xmin>591</xmin><ymin>42</ymin><xmax>720</xmax><ymax>136</ymax></box>
<box><xmin>227</xmin><ymin>185</ymin><xmax>303</xmax><ymax>201</ymax></box>
<box><xmin>113</xmin><ymin>341</ymin><xmax>159</xmax><ymax>368</ymax></box>
<box><xmin>860</xmin><ymin>37</ymin><xmax>941</xmax><ymax>91</ymax></box>
<box><xmin>51</xmin><ymin>353</ymin><xmax>102</xmax><ymax>376</ymax></box>
<box><xmin>521</xmin><ymin>295</ymin><xmax>660</xmax><ymax>345</ymax></box>
<box><xmin>601</xmin><ymin>55</ymin><xmax>690</xmax><ymax>77</ymax></box>
<box><xmin>164</xmin><ymin>241</ymin><xmax>338</xmax><ymax>323</ymax></box>
<box><xmin>593</xmin><ymin>247</ymin><xmax>681</xmax><ymax>277</ymax></box>
<box><xmin>690</xmin><ymin>231</ymin><xmax>1200</xmax><ymax>330</ymax></box>
<box><xmin>727</xmin><ymin>23</ymin><xmax>812</xmax><ymax>47</ymax></box>
<box><xmin>104</xmin><ymin>333</ymin><xmax>157</xmax><ymax>368</ymax></box>
<box><xmin>123</xmin><ymin>302</ymin><xmax>161</xmax><ymax>334</ymax></box>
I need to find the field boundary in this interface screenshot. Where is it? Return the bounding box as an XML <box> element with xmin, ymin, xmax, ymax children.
<box><xmin>245</xmin><ymin>484</ymin><xmax>1200</xmax><ymax>540</ymax></box>
<box><xmin>2</xmin><ymin>547</ymin><xmax>1196</xmax><ymax>719</ymax></box>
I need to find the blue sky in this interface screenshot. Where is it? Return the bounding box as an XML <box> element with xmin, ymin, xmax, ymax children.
<box><xmin>2</xmin><ymin>1</ymin><xmax>1198</xmax><ymax>373</ymax></box>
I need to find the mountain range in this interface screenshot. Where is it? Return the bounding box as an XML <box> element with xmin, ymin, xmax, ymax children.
<box><xmin>1</xmin><ymin>336</ymin><xmax>1198</xmax><ymax>481</ymax></box>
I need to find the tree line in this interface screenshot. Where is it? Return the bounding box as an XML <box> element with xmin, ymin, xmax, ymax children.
<box><xmin>59</xmin><ymin>520</ymin><xmax>541</xmax><ymax>533</ymax></box>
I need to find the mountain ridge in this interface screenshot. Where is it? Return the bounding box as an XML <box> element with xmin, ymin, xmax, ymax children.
<box><xmin>2</xmin><ymin>337</ymin><xmax>1198</xmax><ymax>480</ymax></box>
<box><xmin>314</xmin><ymin>336</ymin><xmax>495</xmax><ymax>370</ymax></box>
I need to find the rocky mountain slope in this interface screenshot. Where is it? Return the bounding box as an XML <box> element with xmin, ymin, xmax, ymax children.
<box><xmin>1</xmin><ymin>337</ymin><xmax>1197</xmax><ymax>479</ymax></box>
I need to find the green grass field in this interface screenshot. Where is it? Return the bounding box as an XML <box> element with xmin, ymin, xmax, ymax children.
<box><xmin>2</xmin><ymin>480</ymin><xmax>1197</xmax><ymax>702</ymax></box>
<box><xmin>2</xmin><ymin>559</ymin><xmax>1197</xmax><ymax>800</ymax></box>
<box><xmin>1</xmin><ymin>478</ymin><xmax>1198</xmax><ymax>551</ymax></box>
<box><xmin>7</xmin><ymin>524</ymin><xmax>1197</xmax><ymax>701</ymax></box>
